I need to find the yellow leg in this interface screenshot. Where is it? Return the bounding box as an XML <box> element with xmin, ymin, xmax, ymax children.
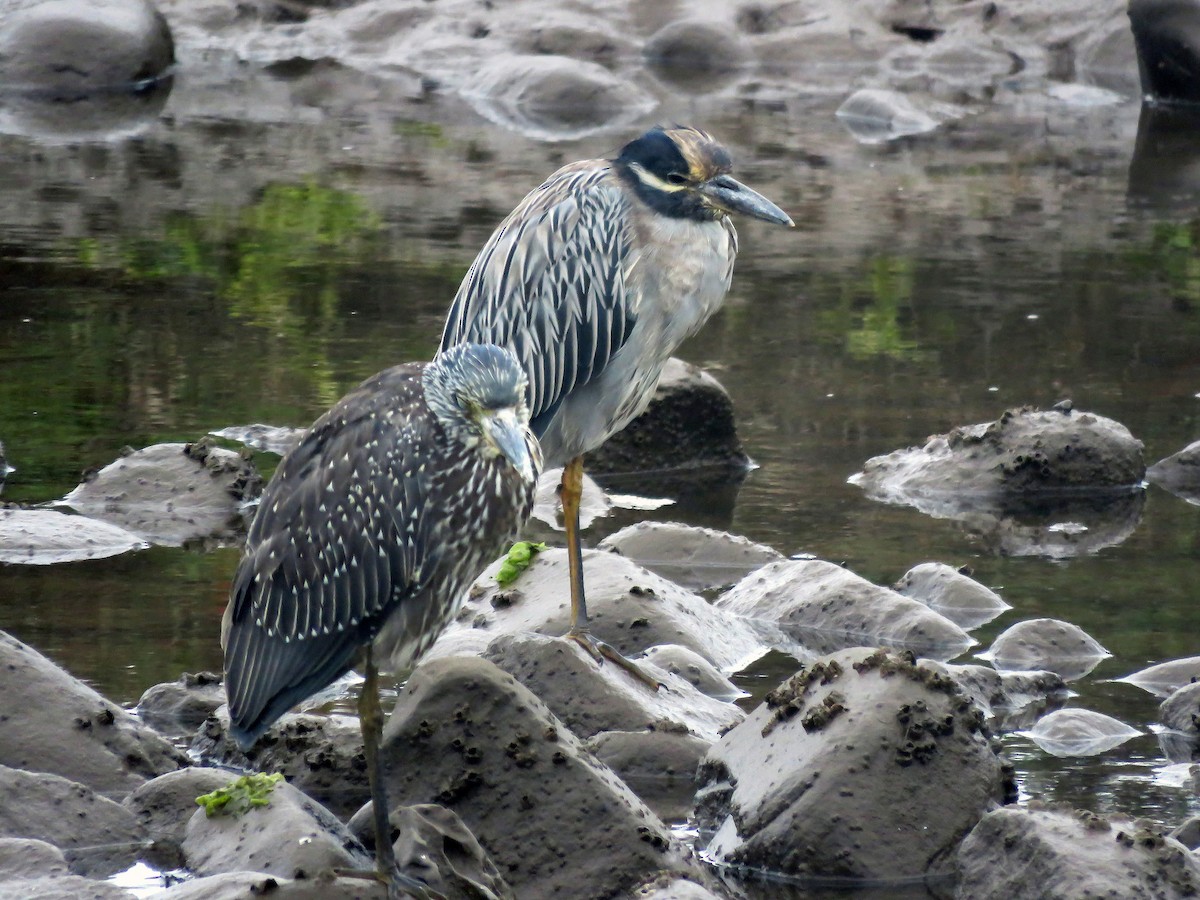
<box><xmin>561</xmin><ymin>456</ymin><xmax>661</xmax><ymax>691</ymax></box>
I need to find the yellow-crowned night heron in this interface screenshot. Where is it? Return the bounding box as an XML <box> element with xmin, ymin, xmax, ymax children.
<box><xmin>441</xmin><ymin>126</ymin><xmax>792</xmax><ymax>682</ymax></box>
<box><xmin>222</xmin><ymin>342</ymin><xmax>539</xmax><ymax>891</ymax></box>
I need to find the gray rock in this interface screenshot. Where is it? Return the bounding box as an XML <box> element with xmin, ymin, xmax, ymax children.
<box><xmin>61</xmin><ymin>440</ymin><xmax>261</xmax><ymax>547</ymax></box>
<box><xmin>208</xmin><ymin>424</ymin><xmax>305</xmax><ymax>456</ymax></box>
<box><xmin>640</xmin><ymin>644</ymin><xmax>745</xmax><ymax>702</ymax></box>
<box><xmin>0</xmin><ymin>874</ymin><xmax>137</xmax><ymax>899</ymax></box>
<box><xmin>985</xmin><ymin>618</ymin><xmax>1111</xmax><ymax>681</ymax></box>
<box><xmin>182</xmin><ymin>780</ymin><xmax>371</xmax><ymax>879</ymax></box>
<box><xmin>0</xmin><ymin>0</ymin><xmax>173</xmax><ymax>95</ymax></box>
<box><xmin>631</xmin><ymin>874</ymin><xmax>725</xmax><ymax>899</ymax></box>
<box><xmin>123</xmin><ymin>767</ymin><xmax>236</xmax><ymax>856</ymax></box>
<box><xmin>1170</xmin><ymin>815</ymin><xmax>1200</xmax><ymax>850</ymax></box>
<box><xmin>1130</xmin><ymin>0</ymin><xmax>1200</xmax><ymax>104</ymax></box>
<box><xmin>1023</xmin><ymin>708</ymin><xmax>1141</xmax><ymax>757</ymax></box>
<box><xmin>697</xmin><ymin>648</ymin><xmax>1007</xmax><ymax>881</ymax></box>
<box><xmin>377</xmin><ymin>655</ymin><xmax>695</xmax><ymax>899</ymax></box>
<box><xmin>432</xmin><ymin>548</ymin><xmax>765</xmax><ymax>673</ymax></box>
<box><xmin>1119</xmin><ymin>655</ymin><xmax>1200</xmax><ymax>698</ymax></box>
<box><xmin>1160</xmin><ymin>681</ymin><xmax>1200</xmax><ymax>734</ymax></box>
<box><xmin>587</xmin><ymin>729</ymin><xmax>710</xmax><ymax>823</ymax></box>
<box><xmin>191</xmin><ymin>710</ymin><xmax>368</xmax><ymax>821</ymax></box>
<box><xmin>482</xmin><ymin>631</ymin><xmax>743</xmax><ymax>742</ymax></box>
<box><xmin>136</xmin><ymin>672</ymin><xmax>225</xmax><ymax>737</ymax></box>
<box><xmin>587</xmin><ymin>358</ymin><xmax>749</xmax><ymax>477</ymax></box>
<box><xmin>598</xmin><ymin>521</ymin><xmax>783</xmax><ymax>592</ymax></box>
<box><xmin>1148</xmin><ymin>439</ymin><xmax>1200</xmax><ymax>504</ymax></box>
<box><xmin>923</xmin><ymin>661</ymin><xmax>1067</xmax><ymax>733</ymax></box>
<box><xmin>956</xmin><ymin>806</ymin><xmax>1200</xmax><ymax>899</ymax></box>
<box><xmin>0</xmin><ymin>509</ymin><xmax>148</xmax><ymax>565</ymax></box>
<box><xmin>644</xmin><ymin>19</ymin><xmax>749</xmax><ymax>94</ymax></box>
<box><xmin>0</xmin><ymin>765</ymin><xmax>147</xmax><ymax>877</ymax></box>
<box><xmin>893</xmin><ymin>562</ymin><xmax>1011</xmax><ymax>630</ymax></box>
<box><xmin>835</xmin><ymin>88</ymin><xmax>957</xmax><ymax>143</ymax></box>
<box><xmin>717</xmin><ymin>558</ymin><xmax>975</xmax><ymax>661</ymax></box>
<box><xmin>347</xmin><ymin>804</ymin><xmax>515</xmax><ymax>900</ymax></box>
<box><xmin>0</xmin><ymin>630</ymin><xmax>185</xmax><ymax>797</ymax></box>
<box><xmin>0</xmin><ymin>837</ymin><xmax>69</xmax><ymax>879</ymax></box>
<box><xmin>151</xmin><ymin>870</ymin><xmax>386</xmax><ymax>899</ymax></box>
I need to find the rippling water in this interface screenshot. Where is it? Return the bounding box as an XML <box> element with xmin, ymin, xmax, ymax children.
<box><xmin>2</xmin><ymin>62</ymin><xmax>1199</xmax><ymax>852</ymax></box>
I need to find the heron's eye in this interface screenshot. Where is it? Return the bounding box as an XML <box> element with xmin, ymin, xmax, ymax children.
<box><xmin>667</xmin><ymin>173</ymin><xmax>689</xmax><ymax>186</ymax></box>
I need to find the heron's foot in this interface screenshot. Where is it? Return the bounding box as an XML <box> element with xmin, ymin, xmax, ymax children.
<box><xmin>566</xmin><ymin>628</ymin><xmax>663</xmax><ymax>691</ymax></box>
<box><xmin>333</xmin><ymin>866</ymin><xmax>446</xmax><ymax>900</ymax></box>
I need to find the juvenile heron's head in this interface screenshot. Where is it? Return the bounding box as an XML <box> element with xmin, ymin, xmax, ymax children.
<box><xmin>615</xmin><ymin>125</ymin><xmax>794</xmax><ymax>227</ymax></box>
<box><xmin>425</xmin><ymin>343</ymin><xmax>539</xmax><ymax>483</ymax></box>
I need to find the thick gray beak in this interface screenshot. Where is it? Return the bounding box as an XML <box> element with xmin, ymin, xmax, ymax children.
<box><xmin>483</xmin><ymin>408</ymin><xmax>537</xmax><ymax>483</ymax></box>
<box><xmin>698</xmin><ymin>174</ymin><xmax>794</xmax><ymax>227</ymax></box>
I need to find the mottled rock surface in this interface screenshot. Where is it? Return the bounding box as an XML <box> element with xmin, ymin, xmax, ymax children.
<box><xmin>123</xmin><ymin>767</ymin><xmax>235</xmax><ymax>858</ymax></box>
<box><xmin>598</xmin><ymin>521</ymin><xmax>783</xmax><ymax>592</ymax></box>
<box><xmin>587</xmin><ymin>728</ymin><xmax>710</xmax><ymax>823</ymax></box>
<box><xmin>136</xmin><ymin>672</ymin><xmax>225</xmax><ymax>737</ymax></box>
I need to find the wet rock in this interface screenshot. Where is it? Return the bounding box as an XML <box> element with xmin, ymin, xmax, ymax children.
<box><xmin>182</xmin><ymin>779</ymin><xmax>371</xmax><ymax>878</ymax></box>
<box><xmin>631</xmin><ymin>873</ymin><xmax>725</xmax><ymax>899</ymax></box>
<box><xmin>1148</xmin><ymin>438</ymin><xmax>1200</xmax><ymax>504</ymax></box>
<box><xmin>1022</xmin><ymin>708</ymin><xmax>1142</xmax><ymax>757</ymax></box>
<box><xmin>696</xmin><ymin>648</ymin><xmax>1006</xmax><ymax>882</ymax></box>
<box><xmin>60</xmin><ymin>440</ymin><xmax>262</xmax><ymax>547</ymax></box>
<box><xmin>1160</xmin><ymin>681</ymin><xmax>1200</xmax><ymax>734</ymax></box>
<box><xmin>984</xmin><ymin>618</ymin><xmax>1111</xmax><ymax>681</ymax></box>
<box><xmin>587</xmin><ymin>728</ymin><xmax>711</xmax><ymax>823</ymax></box>
<box><xmin>0</xmin><ymin>630</ymin><xmax>185</xmax><ymax>797</ymax></box>
<box><xmin>432</xmin><ymin>548</ymin><xmax>765</xmax><ymax>673</ymax></box>
<box><xmin>640</xmin><ymin>644</ymin><xmax>745</xmax><ymax>701</ymax></box>
<box><xmin>850</xmin><ymin>405</ymin><xmax>1145</xmax><ymax>500</ymax></box>
<box><xmin>136</xmin><ymin>672</ymin><xmax>225</xmax><ymax>737</ymax></box>
<box><xmin>376</xmin><ymin>655</ymin><xmax>695</xmax><ymax>899</ymax></box>
<box><xmin>0</xmin><ymin>0</ymin><xmax>174</xmax><ymax>96</ymax></box>
<box><xmin>0</xmin><ymin>508</ymin><xmax>148</xmax><ymax>565</ymax></box>
<box><xmin>598</xmin><ymin>521</ymin><xmax>783</xmax><ymax>592</ymax></box>
<box><xmin>123</xmin><ymin>767</ymin><xmax>235</xmax><ymax>860</ymax></box>
<box><xmin>481</xmin><ymin>631</ymin><xmax>743</xmax><ymax>741</ymax></box>
<box><xmin>588</xmin><ymin>358</ymin><xmax>750</xmax><ymax>478</ymax></box>
<box><xmin>348</xmin><ymin>804</ymin><xmax>515</xmax><ymax>900</ymax></box>
<box><xmin>208</xmin><ymin>424</ymin><xmax>306</xmax><ymax>457</ymax></box>
<box><xmin>893</xmin><ymin>562</ymin><xmax>1011</xmax><ymax>630</ymax></box>
<box><xmin>0</xmin><ymin>837</ymin><xmax>69</xmax><ymax>879</ymax></box>
<box><xmin>716</xmin><ymin>558</ymin><xmax>975</xmax><ymax>661</ymax></box>
<box><xmin>0</xmin><ymin>765</ymin><xmax>147</xmax><ymax>877</ymax></box>
<box><xmin>153</xmin><ymin>870</ymin><xmax>386</xmax><ymax>898</ymax></box>
<box><xmin>644</xmin><ymin>19</ymin><xmax>749</xmax><ymax>93</ymax></box>
<box><xmin>924</xmin><ymin>661</ymin><xmax>1067</xmax><ymax>733</ymax></box>
<box><xmin>835</xmin><ymin>88</ymin><xmax>961</xmax><ymax>143</ymax></box>
<box><xmin>0</xmin><ymin>874</ymin><xmax>137</xmax><ymax>899</ymax></box>
<box><xmin>1118</xmin><ymin>655</ymin><xmax>1200</xmax><ymax>698</ymax></box>
<box><xmin>1171</xmin><ymin>815</ymin><xmax>1200</xmax><ymax>850</ymax></box>
<box><xmin>462</xmin><ymin>54</ymin><xmax>654</xmax><ymax>141</ymax></box>
<box><xmin>1130</xmin><ymin>0</ymin><xmax>1200</xmax><ymax>104</ymax></box>
<box><xmin>956</xmin><ymin>805</ymin><xmax>1200</xmax><ymax>898</ymax></box>
<box><xmin>191</xmin><ymin>710</ymin><xmax>368</xmax><ymax>821</ymax></box>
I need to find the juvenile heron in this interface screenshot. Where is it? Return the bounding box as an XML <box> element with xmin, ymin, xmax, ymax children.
<box><xmin>441</xmin><ymin>125</ymin><xmax>792</xmax><ymax>680</ymax></box>
<box><xmin>222</xmin><ymin>342</ymin><xmax>539</xmax><ymax>890</ymax></box>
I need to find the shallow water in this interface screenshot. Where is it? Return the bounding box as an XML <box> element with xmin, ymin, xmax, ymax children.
<box><xmin>2</xmin><ymin>59</ymin><xmax>1200</xmax><ymax>865</ymax></box>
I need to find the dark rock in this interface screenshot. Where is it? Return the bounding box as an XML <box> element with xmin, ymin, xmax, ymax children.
<box><xmin>598</xmin><ymin>521</ymin><xmax>783</xmax><ymax>592</ymax></box>
<box><xmin>123</xmin><ymin>767</ymin><xmax>235</xmax><ymax>859</ymax></box>
<box><xmin>191</xmin><ymin>710</ymin><xmax>368</xmax><ymax>821</ymax></box>
<box><xmin>0</xmin><ymin>509</ymin><xmax>148</xmax><ymax>565</ymax></box>
<box><xmin>348</xmin><ymin>803</ymin><xmax>515</xmax><ymax>900</ymax></box>
<box><xmin>957</xmin><ymin>805</ymin><xmax>1200</xmax><ymax>898</ymax></box>
<box><xmin>481</xmin><ymin>631</ymin><xmax>743</xmax><ymax>741</ymax></box>
<box><xmin>696</xmin><ymin>648</ymin><xmax>1006</xmax><ymax>882</ymax></box>
<box><xmin>0</xmin><ymin>630</ymin><xmax>185</xmax><ymax>798</ymax></box>
<box><xmin>716</xmin><ymin>558</ymin><xmax>974</xmax><ymax>661</ymax></box>
<box><xmin>893</xmin><ymin>562</ymin><xmax>1010</xmax><ymax>630</ymax></box>
<box><xmin>182</xmin><ymin>779</ymin><xmax>371</xmax><ymax>878</ymax></box>
<box><xmin>376</xmin><ymin>656</ymin><xmax>696</xmax><ymax>899</ymax></box>
<box><xmin>136</xmin><ymin>672</ymin><xmax>226</xmax><ymax>737</ymax></box>
<box><xmin>985</xmin><ymin>618</ymin><xmax>1111</xmax><ymax>681</ymax></box>
<box><xmin>588</xmin><ymin>358</ymin><xmax>750</xmax><ymax>478</ymax></box>
<box><xmin>1130</xmin><ymin>0</ymin><xmax>1200</xmax><ymax>104</ymax></box>
<box><xmin>61</xmin><ymin>441</ymin><xmax>261</xmax><ymax>547</ymax></box>
<box><xmin>0</xmin><ymin>765</ymin><xmax>147</xmax><ymax>877</ymax></box>
<box><xmin>587</xmin><ymin>729</ymin><xmax>710</xmax><ymax>823</ymax></box>
<box><xmin>0</xmin><ymin>837</ymin><xmax>69</xmax><ymax>879</ymax></box>
<box><xmin>0</xmin><ymin>0</ymin><xmax>174</xmax><ymax>96</ymax></box>
<box><xmin>431</xmin><ymin>548</ymin><xmax>765</xmax><ymax>672</ymax></box>
<box><xmin>1160</xmin><ymin>681</ymin><xmax>1200</xmax><ymax>734</ymax></box>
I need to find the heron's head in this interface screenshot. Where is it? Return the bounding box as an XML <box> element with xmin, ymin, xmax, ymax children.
<box><xmin>424</xmin><ymin>343</ymin><xmax>540</xmax><ymax>484</ymax></box>
<box><xmin>615</xmin><ymin>126</ymin><xmax>794</xmax><ymax>227</ymax></box>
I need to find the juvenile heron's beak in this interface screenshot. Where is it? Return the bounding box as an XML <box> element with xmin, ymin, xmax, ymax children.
<box><xmin>698</xmin><ymin>174</ymin><xmax>794</xmax><ymax>227</ymax></box>
<box><xmin>483</xmin><ymin>408</ymin><xmax>536</xmax><ymax>483</ymax></box>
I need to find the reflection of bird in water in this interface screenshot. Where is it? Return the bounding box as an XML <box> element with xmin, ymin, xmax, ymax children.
<box><xmin>442</xmin><ymin>125</ymin><xmax>793</xmax><ymax>682</ymax></box>
<box><xmin>221</xmin><ymin>342</ymin><xmax>539</xmax><ymax>893</ymax></box>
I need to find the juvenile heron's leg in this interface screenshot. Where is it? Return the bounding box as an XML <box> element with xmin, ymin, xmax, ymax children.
<box><xmin>561</xmin><ymin>456</ymin><xmax>661</xmax><ymax>691</ymax></box>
